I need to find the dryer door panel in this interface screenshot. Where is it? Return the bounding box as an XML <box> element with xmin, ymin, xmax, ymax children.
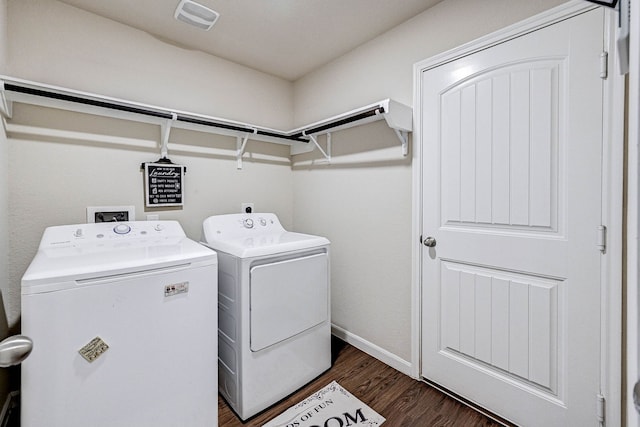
<box><xmin>250</xmin><ymin>253</ymin><xmax>328</xmax><ymax>352</ymax></box>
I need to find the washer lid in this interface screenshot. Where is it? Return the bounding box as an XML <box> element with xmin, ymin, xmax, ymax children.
<box><xmin>201</xmin><ymin>213</ymin><xmax>329</xmax><ymax>258</ymax></box>
<box><xmin>22</xmin><ymin>221</ymin><xmax>216</xmax><ymax>288</ymax></box>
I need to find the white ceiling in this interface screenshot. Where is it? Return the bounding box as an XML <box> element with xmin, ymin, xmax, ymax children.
<box><xmin>56</xmin><ymin>0</ymin><xmax>443</xmax><ymax>81</ymax></box>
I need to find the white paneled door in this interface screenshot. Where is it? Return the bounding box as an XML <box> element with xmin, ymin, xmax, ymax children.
<box><xmin>420</xmin><ymin>9</ymin><xmax>605</xmax><ymax>427</ymax></box>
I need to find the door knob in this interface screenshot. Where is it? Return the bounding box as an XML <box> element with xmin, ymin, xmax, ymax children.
<box><xmin>423</xmin><ymin>237</ymin><xmax>437</xmax><ymax>247</ymax></box>
<box><xmin>0</xmin><ymin>335</ymin><xmax>33</xmax><ymax>367</ymax></box>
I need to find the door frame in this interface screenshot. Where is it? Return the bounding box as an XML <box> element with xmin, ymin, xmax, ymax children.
<box><xmin>410</xmin><ymin>1</ymin><xmax>625</xmax><ymax>424</ymax></box>
<box><xmin>626</xmin><ymin>0</ymin><xmax>640</xmax><ymax>425</ymax></box>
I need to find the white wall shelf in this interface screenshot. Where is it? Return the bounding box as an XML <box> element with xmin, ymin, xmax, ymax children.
<box><xmin>0</xmin><ymin>76</ymin><xmax>412</xmax><ymax>168</ymax></box>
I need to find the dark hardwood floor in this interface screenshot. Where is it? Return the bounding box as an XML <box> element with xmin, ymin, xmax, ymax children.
<box><xmin>218</xmin><ymin>338</ymin><xmax>504</xmax><ymax>426</ymax></box>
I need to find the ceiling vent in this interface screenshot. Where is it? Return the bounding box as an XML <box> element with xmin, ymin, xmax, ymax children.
<box><xmin>174</xmin><ymin>0</ymin><xmax>219</xmax><ymax>31</ymax></box>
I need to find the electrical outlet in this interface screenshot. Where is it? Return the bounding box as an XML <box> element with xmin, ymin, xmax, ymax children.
<box><xmin>87</xmin><ymin>206</ymin><xmax>135</xmax><ymax>223</ymax></box>
<box><xmin>241</xmin><ymin>203</ymin><xmax>254</xmax><ymax>214</ymax></box>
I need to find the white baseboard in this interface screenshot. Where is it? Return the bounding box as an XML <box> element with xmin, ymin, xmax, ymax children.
<box><xmin>331</xmin><ymin>324</ymin><xmax>414</xmax><ymax>378</ymax></box>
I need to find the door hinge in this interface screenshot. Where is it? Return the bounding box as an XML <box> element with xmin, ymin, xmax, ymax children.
<box><xmin>597</xmin><ymin>225</ymin><xmax>607</xmax><ymax>253</ymax></box>
<box><xmin>600</xmin><ymin>51</ymin><xmax>608</xmax><ymax>79</ymax></box>
<box><xmin>597</xmin><ymin>393</ymin><xmax>605</xmax><ymax>424</ymax></box>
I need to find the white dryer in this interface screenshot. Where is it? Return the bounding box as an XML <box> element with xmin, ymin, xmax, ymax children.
<box><xmin>21</xmin><ymin>221</ymin><xmax>218</xmax><ymax>427</ymax></box>
<box><xmin>201</xmin><ymin>213</ymin><xmax>330</xmax><ymax>420</ymax></box>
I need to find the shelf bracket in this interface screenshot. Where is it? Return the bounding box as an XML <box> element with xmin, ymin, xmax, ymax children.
<box><xmin>305</xmin><ymin>132</ymin><xmax>331</xmax><ymax>164</ymax></box>
<box><xmin>236</xmin><ymin>129</ymin><xmax>257</xmax><ymax>170</ymax></box>
<box><xmin>236</xmin><ymin>135</ymin><xmax>248</xmax><ymax>170</ymax></box>
<box><xmin>393</xmin><ymin>129</ymin><xmax>409</xmax><ymax>156</ymax></box>
<box><xmin>160</xmin><ymin>113</ymin><xmax>177</xmax><ymax>159</ymax></box>
<box><xmin>0</xmin><ymin>82</ymin><xmax>12</xmax><ymax>119</ymax></box>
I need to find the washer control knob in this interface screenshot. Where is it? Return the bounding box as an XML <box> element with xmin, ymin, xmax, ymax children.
<box><xmin>259</xmin><ymin>218</ymin><xmax>267</xmax><ymax>226</ymax></box>
<box><xmin>154</xmin><ymin>224</ymin><xmax>164</xmax><ymax>232</ymax></box>
<box><xmin>113</xmin><ymin>224</ymin><xmax>131</xmax><ymax>235</ymax></box>
<box><xmin>243</xmin><ymin>218</ymin><xmax>254</xmax><ymax>229</ymax></box>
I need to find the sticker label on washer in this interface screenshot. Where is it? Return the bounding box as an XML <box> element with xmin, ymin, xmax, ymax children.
<box><xmin>79</xmin><ymin>337</ymin><xmax>109</xmax><ymax>363</ymax></box>
<box><xmin>164</xmin><ymin>281</ymin><xmax>189</xmax><ymax>297</ymax></box>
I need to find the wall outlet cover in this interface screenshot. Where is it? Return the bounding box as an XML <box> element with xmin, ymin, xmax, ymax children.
<box><xmin>241</xmin><ymin>203</ymin><xmax>255</xmax><ymax>214</ymax></box>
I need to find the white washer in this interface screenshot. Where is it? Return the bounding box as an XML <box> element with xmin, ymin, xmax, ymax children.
<box><xmin>21</xmin><ymin>221</ymin><xmax>218</xmax><ymax>427</ymax></box>
<box><xmin>201</xmin><ymin>213</ymin><xmax>330</xmax><ymax>420</ymax></box>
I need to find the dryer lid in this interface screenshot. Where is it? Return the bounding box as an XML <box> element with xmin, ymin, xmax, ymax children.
<box><xmin>201</xmin><ymin>213</ymin><xmax>329</xmax><ymax>258</ymax></box>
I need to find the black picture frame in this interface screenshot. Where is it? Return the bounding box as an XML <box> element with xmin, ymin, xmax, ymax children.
<box><xmin>584</xmin><ymin>0</ymin><xmax>618</xmax><ymax>7</ymax></box>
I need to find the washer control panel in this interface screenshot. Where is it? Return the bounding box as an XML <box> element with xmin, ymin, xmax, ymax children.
<box><xmin>113</xmin><ymin>223</ymin><xmax>131</xmax><ymax>235</ymax></box>
<box><xmin>39</xmin><ymin>221</ymin><xmax>186</xmax><ymax>248</ymax></box>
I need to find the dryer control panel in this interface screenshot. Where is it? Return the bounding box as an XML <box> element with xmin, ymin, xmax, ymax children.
<box><xmin>202</xmin><ymin>213</ymin><xmax>285</xmax><ymax>241</ymax></box>
<box><xmin>201</xmin><ymin>213</ymin><xmax>329</xmax><ymax>258</ymax></box>
<box><xmin>241</xmin><ymin>216</ymin><xmax>272</xmax><ymax>229</ymax></box>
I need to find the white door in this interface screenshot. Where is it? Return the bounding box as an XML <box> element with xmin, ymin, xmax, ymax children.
<box><xmin>420</xmin><ymin>9</ymin><xmax>605</xmax><ymax>426</ymax></box>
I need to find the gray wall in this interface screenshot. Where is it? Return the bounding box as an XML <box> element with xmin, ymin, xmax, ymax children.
<box><xmin>291</xmin><ymin>0</ymin><xmax>566</xmax><ymax>364</ymax></box>
<box><xmin>5</xmin><ymin>0</ymin><xmax>296</xmax><ymax>336</ymax></box>
<box><xmin>7</xmin><ymin>0</ymin><xmax>294</xmax><ymax>129</ymax></box>
<box><xmin>2</xmin><ymin>0</ymin><xmax>569</xmax><ymax>408</ymax></box>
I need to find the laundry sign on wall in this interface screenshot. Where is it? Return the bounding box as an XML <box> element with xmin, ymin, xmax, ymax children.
<box><xmin>143</xmin><ymin>161</ymin><xmax>186</xmax><ymax>207</ymax></box>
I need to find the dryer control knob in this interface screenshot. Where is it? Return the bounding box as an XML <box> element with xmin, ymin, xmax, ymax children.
<box><xmin>243</xmin><ymin>218</ymin><xmax>254</xmax><ymax>229</ymax></box>
<box><xmin>113</xmin><ymin>224</ymin><xmax>131</xmax><ymax>235</ymax></box>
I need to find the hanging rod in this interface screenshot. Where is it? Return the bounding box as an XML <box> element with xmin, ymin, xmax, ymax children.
<box><xmin>1</xmin><ymin>76</ymin><xmax>412</xmax><ymax>154</ymax></box>
<box><xmin>289</xmin><ymin>107</ymin><xmax>383</xmax><ymax>139</ymax></box>
<box><xmin>5</xmin><ymin>84</ymin><xmax>172</xmax><ymax>119</ymax></box>
<box><xmin>288</xmin><ymin>99</ymin><xmax>412</xmax><ymax>157</ymax></box>
<box><xmin>3</xmin><ymin>82</ymin><xmax>309</xmax><ymax>143</ymax></box>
